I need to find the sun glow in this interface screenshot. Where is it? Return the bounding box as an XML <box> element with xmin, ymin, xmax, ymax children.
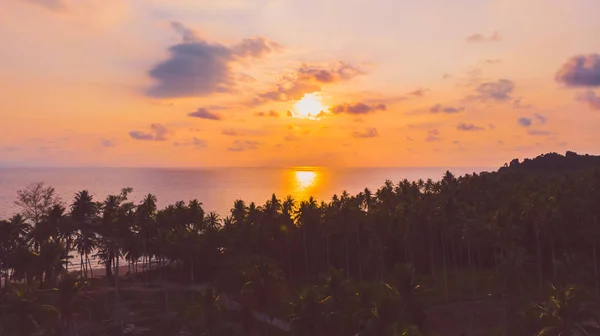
<box><xmin>295</xmin><ymin>170</ymin><xmax>317</xmax><ymax>191</ymax></box>
<box><xmin>293</xmin><ymin>93</ymin><xmax>327</xmax><ymax>119</ymax></box>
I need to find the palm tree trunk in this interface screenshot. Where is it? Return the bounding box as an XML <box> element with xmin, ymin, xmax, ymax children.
<box><xmin>302</xmin><ymin>227</ymin><xmax>310</xmax><ymax>280</ymax></box>
<box><xmin>286</xmin><ymin>233</ymin><xmax>292</xmax><ymax>278</ymax></box>
<box><xmin>428</xmin><ymin>220</ymin><xmax>436</xmax><ymax>280</ymax></box>
<box><xmin>80</xmin><ymin>254</ymin><xmax>84</xmax><ymax>277</ymax></box>
<box><xmin>551</xmin><ymin>237</ymin><xmax>556</xmax><ymax>279</ymax></box>
<box><xmin>535</xmin><ymin>225</ymin><xmax>543</xmax><ymax>295</ymax></box>
<box><xmin>325</xmin><ymin>233</ymin><xmax>330</xmax><ymax>270</ymax></box>
<box><xmin>345</xmin><ymin>236</ymin><xmax>350</xmax><ymax>278</ymax></box>
<box><xmin>356</xmin><ymin>225</ymin><xmax>362</xmax><ymax>281</ymax></box>
<box><xmin>594</xmin><ymin>242</ymin><xmax>599</xmax><ymax>297</ymax></box>
<box><xmin>441</xmin><ymin>232</ymin><xmax>449</xmax><ymax>304</ymax></box>
<box><xmin>86</xmin><ymin>254</ymin><xmax>94</xmax><ymax>278</ymax></box>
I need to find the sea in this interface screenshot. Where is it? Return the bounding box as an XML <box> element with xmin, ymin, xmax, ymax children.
<box><xmin>0</xmin><ymin>167</ymin><xmax>494</xmax><ymax>220</ymax></box>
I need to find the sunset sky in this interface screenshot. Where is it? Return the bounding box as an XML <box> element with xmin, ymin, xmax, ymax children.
<box><xmin>1</xmin><ymin>0</ymin><xmax>599</xmax><ymax>168</ymax></box>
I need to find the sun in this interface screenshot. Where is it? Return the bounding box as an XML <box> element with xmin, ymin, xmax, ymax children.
<box><xmin>293</xmin><ymin>93</ymin><xmax>327</xmax><ymax>119</ymax></box>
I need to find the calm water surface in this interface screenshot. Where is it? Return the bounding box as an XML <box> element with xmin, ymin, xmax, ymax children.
<box><xmin>0</xmin><ymin>167</ymin><xmax>493</xmax><ymax>219</ymax></box>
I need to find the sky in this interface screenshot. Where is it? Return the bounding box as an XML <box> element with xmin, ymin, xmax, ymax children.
<box><xmin>0</xmin><ymin>0</ymin><xmax>599</xmax><ymax>168</ymax></box>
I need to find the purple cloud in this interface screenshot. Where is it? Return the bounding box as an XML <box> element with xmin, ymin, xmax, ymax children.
<box><xmin>331</xmin><ymin>102</ymin><xmax>386</xmax><ymax>115</ymax></box>
<box><xmin>466</xmin><ymin>32</ymin><xmax>501</xmax><ymax>43</ymax></box>
<box><xmin>147</xmin><ymin>22</ymin><xmax>280</xmax><ymax>98</ymax></box>
<box><xmin>472</xmin><ymin>79</ymin><xmax>514</xmax><ymax>101</ymax></box>
<box><xmin>426</xmin><ymin>129</ymin><xmax>441</xmax><ymax>142</ymax></box>
<box><xmin>518</xmin><ymin>118</ymin><xmax>532</xmax><ymax>127</ymax></box>
<box><xmin>129</xmin><ymin>124</ymin><xmax>169</xmax><ymax>141</ymax></box>
<box><xmin>227</xmin><ymin>140</ymin><xmax>259</xmax><ymax>152</ymax></box>
<box><xmin>556</xmin><ymin>54</ymin><xmax>600</xmax><ymax>87</ymax></box>
<box><xmin>575</xmin><ymin>90</ymin><xmax>600</xmax><ymax>109</ymax></box>
<box><xmin>457</xmin><ymin>123</ymin><xmax>485</xmax><ymax>131</ymax></box>
<box><xmin>188</xmin><ymin>108</ymin><xmax>222</xmax><ymax>120</ymax></box>
<box><xmin>430</xmin><ymin>104</ymin><xmax>464</xmax><ymax>114</ymax></box>
<box><xmin>352</xmin><ymin>128</ymin><xmax>379</xmax><ymax>138</ymax></box>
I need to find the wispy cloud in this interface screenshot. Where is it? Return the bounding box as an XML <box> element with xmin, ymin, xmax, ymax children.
<box><xmin>173</xmin><ymin>137</ymin><xmax>207</xmax><ymax>149</ymax></box>
<box><xmin>518</xmin><ymin>117</ymin><xmax>532</xmax><ymax>127</ymax></box>
<box><xmin>188</xmin><ymin>108</ymin><xmax>222</xmax><ymax>120</ymax></box>
<box><xmin>469</xmin><ymin>79</ymin><xmax>515</xmax><ymax>102</ymax></box>
<box><xmin>352</xmin><ymin>128</ymin><xmax>379</xmax><ymax>138</ymax></box>
<box><xmin>227</xmin><ymin>140</ymin><xmax>259</xmax><ymax>152</ymax></box>
<box><xmin>254</xmin><ymin>110</ymin><xmax>280</xmax><ymax>117</ymax></box>
<box><xmin>512</xmin><ymin>97</ymin><xmax>533</xmax><ymax>109</ymax></box>
<box><xmin>425</xmin><ymin>129</ymin><xmax>441</xmax><ymax>142</ymax></box>
<box><xmin>101</xmin><ymin>139</ymin><xmax>116</xmax><ymax>147</ymax></box>
<box><xmin>22</xmin><ymin>0</ymin><xmax>66</xmax><ymax>11</ymax></box>
<box><xmin>249</xmin><ymin>62</ymin><xmax>363</xmax><ymax>105</ymax></box>
<box><xmin>528</xmin><ymin>129</ymin><xmax>553</xmax><ymax>136</ymax></box>
<box><xmin>575</xmin><ymin>90</ymin><xmax>600</xmax><ymax>109</ymax></box>
<box><xmin>129</xmin><ymin>124</ymin><xmax>170</xmax><ymax>141</ymax></box>
<box><xmin>430</xmin><ymin>104</ymin><xmax>464</xmax><ymax>114</ymax></box>
<box><xmin>221</xmin><ymin>129</ymin><xmax>265</xmax><ymax>137</ymax></box>
<box><xmin>466</xmin><ymin>32</ymin><xmax>501</xmax><ymax>43</ymax></box>
<box><xmin>456</xmin><ymin>123</ymin><xmax>485</xmax><ymax>131</ymax></box>
<box><xmin>331</xmin><ymin>102</ymin><xmax>386</xmax><ymax>115</ymax></box>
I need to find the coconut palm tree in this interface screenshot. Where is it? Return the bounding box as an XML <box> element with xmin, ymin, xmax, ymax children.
<box><xmin>533</xmin><ymin>284</ymin><xmax>600</xmax><ymax>336</ymax></box>
<box><xmin>0</xmin><ymin>284</ymin><xmax>60</xmax><ymax>336</ymax></box>
<box><xmin>54</xmin><ymin>272</ymin><xmax>92</xmax><ymax>336</ymax></box>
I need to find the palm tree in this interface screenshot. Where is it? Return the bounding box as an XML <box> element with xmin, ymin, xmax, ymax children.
<box><xmin>70</xmin><ymin>190</ymin><xmax>98</xmax><ymax>278</ymax></box>
<box><xmin>533</xmin><ymin>284</ymin><xmax>600</xmax><ymax>336</ymax></box>
<box><xmin>0</xmin><ymin>284</ymin><xmax>60</xmax><ymax>336</ymax></box>
<box><xmin>54</xmin><ymin>272</ymin><xmax>92</xmax><ymax>336</ymax></box>
<box><xmin>0</xmin><ymin>215</ymin><xmax>30</xmax><ymax>288</ymax></box>
<box><xmin>290</xmin><ymin>286</ymin><xmax>329</xmax><ymax>336</ymax></box>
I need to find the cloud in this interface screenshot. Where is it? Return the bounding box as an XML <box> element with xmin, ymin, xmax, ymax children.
<box><xmin>408</xmin><ymin>88</ymin><xmax>429</xmax><ymax>97</ymax></box>
<box><xmin>129</xmin><ymin>124</ymin><xmax>169</xmax><ymax>141</ymax></box>
<box><xmin>331</xmin><ymin>102</ymin><xmax>386</xmax><ymax>115</ymax></box>
<box><xmin>471</xmin><ymin>79</ymin><xmax>514</xmax><ymax>101</ymax></box>
<box><xmin>484</xmin><ymin>59</ymin><xmax>502</xmax><ymax>64</ymax></box>
<box><xmin>425</xmin><ymin>129</ymin><xmax>441</xmax><ymax>142</ymax></box>
<box><xmin>555</xmin><ymin>54</ymin><xmax>600</xmax><ymax>87</ymax></box>
<box><xmin>512</xmin><ymin>97</ymin><xmax>533</xmax><ymax>109</ymax></box>
<box><xmin>22</xmin><ymin>0</ymin><xmax>66</xmax><ymax>11</ymax></box>
<box><xmin>250</xmin><ymin>62</ymin><xmax>363</xmax><ymax>105</ymax></box>
<box><xmin>221</xmin><ymin>129</ymin><xmax>265</xmax><ymax>137</ymax></box>
<box><xmin>466</xmin><ymin>32</ymin><xmax>501</xmax><ymax>43</ymax></box>
<box><xmin>575</xmin><ymin>90</ymin><xmax>600</xmax><ymax>109</ymax></box>
<box><xmin>430</xmin><ymin>104</ymin><xmax>464</xmax><ymax>114</ymax></box>
<box><xmin>533</xmin><ymin>113</ymin><xmax>548</xmax><ymax>124</ymax></box>
<box><xmin>101</xmin><ymin>139</ymin><xmax>116</xmax><ymax>147</ymax></box>
<box><xmin>227</xmin><ymin>140</ymin><xmax>259</xmax><ymax>152</ymax></box>
<box><xmin>146</xmin><ymin>22</ymin><xmax>280</xmax><ymax>98</ymax></box>
<box><xmin>188</xmin><ymin>108</ymin><xmax>222</xmax><ymax>120</ymax></box>
<box><xmin>254</xmin><ymin>110</ymin><xmax>280</xmax><ymax>117</ymax></box>
<box><xmin>352</xmin><ymin>128</ymin><xmax>379</xmax><ymax>138</ymax></box>
<box><xmin>518</xmin><ymin>118</ymin><xmax>532</xmax><ymax>127</ymax></box>
<box><xmin>528</xmin><ymin>130</ymin><xmax>553</xmax><ymax>136</ymax></box>
<box><xmin>456</xmin><ymin>123</ymin><xmax>485</xmax><ymax>131</ymax></box>
<box><xmin>174</xmin><ymin>137</ymin><xmax>207</xmax><ymax>149</ymax></box>
<box><xmin>232</xmin><ymin>37</ymin><xmax>282</xmax><ymax>58</ymax></box>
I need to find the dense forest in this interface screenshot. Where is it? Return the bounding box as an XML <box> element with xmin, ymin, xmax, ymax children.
<box><xmin>2</xmin><ymin>151</ymin><xmax>600</xmax><ymax>335</ymax></box>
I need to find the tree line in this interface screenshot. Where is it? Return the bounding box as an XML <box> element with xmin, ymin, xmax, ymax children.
<box><xmin>2</xmin><ymin>151</ymin><xmax>600</xmax><ymax>335</ymax></box>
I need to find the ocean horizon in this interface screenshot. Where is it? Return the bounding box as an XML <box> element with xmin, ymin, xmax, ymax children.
<box><xmin>0</xmin><ymin>166</ymin><xmax>495</xmax><ymax>219</ymax></box>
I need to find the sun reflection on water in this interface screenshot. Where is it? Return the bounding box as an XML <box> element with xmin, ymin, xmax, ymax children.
<box><xmin>295</xmin><ymin>170</ymin><xmax>317</xmax><ymax>190</ymax></box>
<box><xmin>290</xmin><ymin>169</ymin><xmax>319</xmax><ymax>202</ymax></box>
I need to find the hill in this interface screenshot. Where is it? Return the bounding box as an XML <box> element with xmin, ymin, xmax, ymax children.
<box><xmin>498</xmin><ymin>151</ymin><xmax>600</xmax><ymax>174</ymax></box>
